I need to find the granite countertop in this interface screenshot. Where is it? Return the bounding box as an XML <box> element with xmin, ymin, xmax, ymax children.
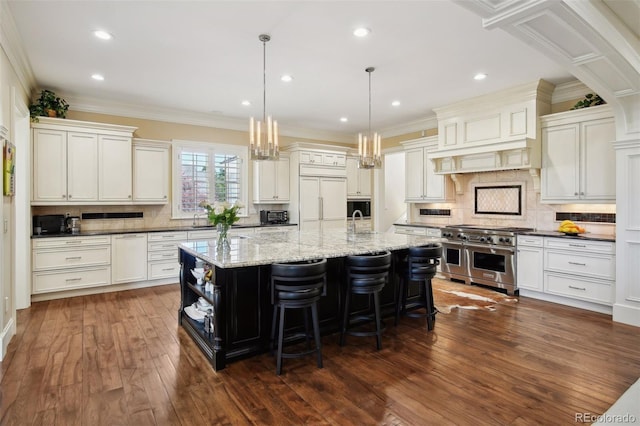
<box><xmin>520</xmin><ymin>230</ymin><xmax>615</xmax><ymax>242</ymax></box>
<box><xmin>31</xmin><ymin>222</ymin><xmax>297</xmax><ymax>238</ymax></box>
<box><xmin>180</xmin><ymin>229</ymin><xmax>442</xmax><ymax>269</ymax></box>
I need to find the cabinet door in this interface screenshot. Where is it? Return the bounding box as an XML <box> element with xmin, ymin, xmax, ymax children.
<box><xmin>423</xmin><ymin>145</ymin><xmax>446</xmax><ymax>201</ymax></box>
<box><xmin>111</xmin><ymin>234</ymin><xmax>148</xmax><ymax>283</ymax></box>
<box><xmin>67</xmin><ymin>132</ymin><xmax>99</xmax><ymax>202</ymax></box>
<box><xmin>320</xmin><ymin>178</ymin><xmax>347</xmax><ymax>221</ymax></box>
<box><xmin>32</xmin><ymin>129</ymin><xmax>67</xmax><ymax>202</ymax></box>
<box><xmin>516</xmin><ymin>246</ymin><xmax>543</xmax><ymax>291</ymax></box>
<box><xmin>324</xmin><ymin>153</ymin><xmax>345</xmax><ymax>167</ymax></box>
<box><xmin>133</xmin><ymin>143</ymin><xmax>169</xmax><ymax>203</ymax></box>
<box><xmin>99</xmin><ymin>135</ymin><xmax>132</xmax><ymax>201</ymax></box>
<box><xmin>581</xmin><ymin>118</ymin><xmax>615</xmax><ymax>201</ymax></box>
<box><xmin>300</xmin><ymin>151</ymin><xmax>323</xmax><ymax>165</ymax></box>
<box><xmin>405</xmin><ymin>147</ymin><xmax>425</xmax><ymax>201</ymax></box>
<box><xmin>541</xmin><ymin>124</ymin><xmax>580</xmax><ymax>202</ymax></box>
<box><xmin>300</xmin><ymin>177</ymin><xmax>321</xmax><ymax>229</ymax></box>
<box><xmin>346</xmin><ymin>157</ymin><xmax>359</xmax><ymax>196</ymax></box>
<box><xmin>275</xmin><ymin>156</ymin><xmax>290</xmax><ymax>201</ymax></box>
<box><xmin>253</xmin><ymin>160</ymin><xmax>277</xmax><ymax>202</ymax></box>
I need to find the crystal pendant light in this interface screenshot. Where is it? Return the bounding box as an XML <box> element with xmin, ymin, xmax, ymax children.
<box><xmin>357</xmin><ymin>67</ymin><xmax>382</xmax><ymax>169</ymax></box>
<box><xmin>249</xmin><ymin>34</ymin><xmax>279</xmax><ymax>160</ymax></box>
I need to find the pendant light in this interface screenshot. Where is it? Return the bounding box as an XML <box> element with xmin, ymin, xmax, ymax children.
<box><xmin>357</xmin><ymin>67</ymin><xmax>382</xmax><ymax>169</ymax></box>
<box><xmin>249</xmin><ymin>34</ymin><xmax>279</xmax><ymax>160</ymax></box>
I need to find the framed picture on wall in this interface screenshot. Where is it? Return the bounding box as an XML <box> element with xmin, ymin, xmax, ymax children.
<box><xmin>3</xmin><ymin>138</ymin><xmax>15</xmax><ymax>196</ymax></box>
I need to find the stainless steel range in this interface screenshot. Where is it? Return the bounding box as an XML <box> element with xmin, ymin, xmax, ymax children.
<box><xmin>440</xmin><ymin>225</ymin><xmax>533</xmax><ymax>295</ymax></box>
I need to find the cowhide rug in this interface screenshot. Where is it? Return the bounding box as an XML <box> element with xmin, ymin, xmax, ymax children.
<box><xmin>432</xmin><ymin>278</ymin><xmax>518</xmax><ymax>313</ymax></box>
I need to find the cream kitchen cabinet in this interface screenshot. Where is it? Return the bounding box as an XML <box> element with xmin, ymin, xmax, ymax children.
<box><xmin>31</xmin><ymin>117</ymin><xmax>137</xmax><ymax>205</ymax></box>
<box><xmin>253</xmin><ymin>156</ymin><xmax>290</xmax><ymax>203</ymax></box>
<box><xmin>111</xmin><ymin>233</ymin><xmax>148</xmax><ymax>284</ymax></box>
<box><xmin>300</xmin><ymin>150</ymin><xmax>346</xmax><ymax>167</ymax></box>
<box><xmin>32</xmin><ymin>235</ymin><xmax>112</xmax><ymax>294</ymax></box>
<box><xmin>133</xmin><ymin>139</ymin><xmax>170</xmax><ymax>203</ymax></box>
<box><xmin>516</xmin><ymin>235</ymin><xmax>544</xmax><ymax>291</ymax></box>
<box><xmin>541</xmin><ymin>106</ymin><xmax>615</xmax><ymax>203</ymax></box>
<box><xmin>346</xmin><ymin>156</ymin><xmax>372</xmax><ymax>198</ymax></box>
<box><xmin>402</xmin><ymin>137</ymin><xmax>453</xmax><ymax>202</ymax></box>
<box><xmin>299</xmin><ymin>176</ymin><xmax>347</xmax><ymax>231</ymax></box>
<box><xmin>147</xmin><ymin>231</ymin><xmax>187</xmax><ymax>280</ymax></box>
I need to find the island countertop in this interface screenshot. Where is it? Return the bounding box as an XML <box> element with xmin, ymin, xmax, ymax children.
<box><xmin>179</xmin><ymin>229</ymin><xmax>441</xmax><ymax>268</ymax></box>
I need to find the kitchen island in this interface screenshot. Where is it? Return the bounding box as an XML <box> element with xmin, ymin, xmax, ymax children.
<box><xmin>178</xmin><ymin>229</ymin><xmax>441</xmax><ymax>371</ymax></box>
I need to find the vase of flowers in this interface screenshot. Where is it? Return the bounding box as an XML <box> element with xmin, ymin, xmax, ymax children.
<box><xmin>199</xmin><ymin>200</ymin><xmax>243</xmax><ymax>252</ymax></box>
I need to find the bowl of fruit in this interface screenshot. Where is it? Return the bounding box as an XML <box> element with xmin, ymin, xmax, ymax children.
<box><xmin>557</xmin><ymin>220</ymin><xmax>586</xmax><ymax>236</ymax></box>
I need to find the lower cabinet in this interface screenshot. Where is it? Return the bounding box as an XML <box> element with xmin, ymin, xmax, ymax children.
<box><xmin>32</xmin><ymin>235</ymin><xmax>112</xmax><ymax>294</ymax></box>
<box><xmin>516</xmin><ymin>235</ymin><xmax>544</xmax><ymax>291</ymax></box>
<box><xmin>111</xmin><ymin>233</ymin><xmax>148</xmax><ymax>284</ymax></box>
<box><xmin>147</xmin><ymin>231</ymin><xmax>188</xmax><ymax>280</ymax></box>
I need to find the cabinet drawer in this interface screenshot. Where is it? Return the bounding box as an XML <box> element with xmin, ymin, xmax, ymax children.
<box><xmin>187</xmin><ymin>230</ymin><xmax>218</xmax><ymax>240</ymax></box>
<box><xmin>545</xmin><ymin>250</ymin><xmax>615</xmax><ymax>280</ymax></box>
<box><xmin>395</xmin><ymin>226</ymin><xmax>429</xmax><ymax>236</ymax></box>
<box><xmin>148</xmin><ymin>261</ymin><xmax>181</xmax><ymax>280</ymax></box>
<box><xmin>517</xmin><ymin>235</ymin><xmax>543</xmax><ymax>247</ymax></box>
<box><xmin>148</xmin><ymin>241</ymin><xmax>181</xmax><ymax>252</ymax></box>
<box><xmin>544</xmin><ymin>237</ymin><xmax>614</xmax><ymax>254</ymax></box>
<box><xmin>33</xmin><ymin>266</ymin><xmax>111</xmax><ymax>293</ymax></box>
<box><xmin>147</xmin><ymin>232</ymin><xmax>188</xmax><ymax>242</ymax></box>
<box><xmin>544</xmin><ymin>272</ymin><xmax>613</xmax><ymax>305</ymax></box>
<box><xmin>148</xmin><ymin>250</ymin><xmax>178</xmax><ymax>261</ymax></box>
<box><xmin>33</xmin><ymin>235</ymin><xmax>111</xmax><ymax>249</ymax></box>
<box><xmin>33</xmin><ymin>246</ymin><xmax>111</xmax><ymax>271</ymax></box>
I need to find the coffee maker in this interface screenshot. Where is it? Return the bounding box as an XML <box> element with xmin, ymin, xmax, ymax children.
<box><xmin>65</xmin><ymin>216</ymin><xmax>81</xmax><ymax>234</ymax></box>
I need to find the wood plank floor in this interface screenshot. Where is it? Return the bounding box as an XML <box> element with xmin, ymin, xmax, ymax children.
<box><xmin>1</xmin><ymin>282</ymin><xmax>639</xmax><ymax>425</ymax></box>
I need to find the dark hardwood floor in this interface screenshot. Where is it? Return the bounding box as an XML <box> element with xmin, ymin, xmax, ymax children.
<box><xmin>1</xmin><ymin>281</ymin><xmax>638</xmax><ymax>425</ymax></box>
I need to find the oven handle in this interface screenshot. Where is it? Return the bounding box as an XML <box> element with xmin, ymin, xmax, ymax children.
<box><xmin>464</xmin><ymin>243</ymin><xmax>515</xmax><ymax>254</ymax></box>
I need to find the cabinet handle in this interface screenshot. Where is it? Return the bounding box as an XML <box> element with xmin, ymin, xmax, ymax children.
<box><xmin>568</xmin><ymin>285</ymin><xmax>586</xmax><ymax>291</ymax></box>
<box><xmin>568</xmin><ymin>261</ymin><xmax>586</xmax><ymax>266</ymax></box>
<box><xmin>569</xmin><ymin>244</ymin><xmax>586</xmax><ymax>248</ymax></box>
<box><xmin>120</xmin><ymin>234</ymin><xmax>142</xmax><ymax>239</ymax></box>
<box><xmin>162</xmin><ymin>268</ymin><xmax>175</xmax><ymax>271</ymax></box>
<box><xmin>162</xmin><ymin>244</ymin><xmax>174</xmax><ymax>248</ymax></box>
<box><xmin>65</xmin><ymin>256</ymin><xmax>82</xmax><ymax>260</ymax></box>
<box><xmin>162</xmin><ymin>253</ymin><xmax>174</xmax><ymax>257</ymax></box>
<box><xmin>65</xmin><ymin>277</ymin><xmax>82</xmax><ymax>282</ymax></box>
<box><xmin>65</xmin><ymin>240</ymin><xmax>81</xmax><ymax>245</ymax></box>
<box><xmin>161</xmin><ymin>235</ymin><xmax>176</xmax><ymax>239</ymax></box>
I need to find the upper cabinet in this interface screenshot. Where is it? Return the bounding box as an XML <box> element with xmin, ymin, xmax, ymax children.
<box><xmin>32</xmin><ymin>118</ymin><xmax>137</xmax><ymax>205</ymax></box>
<box><xmin>253</xmin><ymin>155</ymin><xmax>290</xmax><ymax>203</ymax></box>
<box><xmin>402</xmin><ymin>136</ymin><xmax>454</xmax><ymax>203</ymax></box>
<box><xmin>540</xmin><ymin>105</ymin><xmax>615</xmax><ymax>203</ymax></box>
<box><xmin>133</xmin><ymin>139</ymin><xmax>170</xmax><ymax>204</ymax></box>
<box><xmin>346</xmin><ymin>156</ymin><xmax>371</xmax><ymax>199</ymax></box>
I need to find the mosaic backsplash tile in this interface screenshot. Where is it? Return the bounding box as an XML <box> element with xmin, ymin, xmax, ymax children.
<box><xmin>474</xmin><ymin>185</ymin><xmax>522</xmax><ymax>215</ymax></box>
<box><xmin>556</xmin><ymin>212</ymin><xmax>616</xmax><ymax>223</ymax></box>
<box><xmin>419</xmin><ymin>209</ymin><xmax>451</xmax><ymax>216</ymax></box>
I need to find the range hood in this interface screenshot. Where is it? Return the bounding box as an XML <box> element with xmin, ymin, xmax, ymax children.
<box><xmin>427</xmin><ymin>80</ymin><xmax>555</xmax><ymax>184</ymax></box>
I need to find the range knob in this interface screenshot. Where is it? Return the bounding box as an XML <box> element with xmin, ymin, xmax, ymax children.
<box><xmin>461</xmin><ymin>235</ymin><xmax>468</xmax><ymax>241</ymax></box>
<box><xmin>504</xmin><ymin>237</ymin><xmax>511</xmax><ymax>243</ymax></box>
<box><xmin>499</xmin><ymin>237</ymin><xmax>505</xmax><ymax>242</ymax></box>
<box><xmin>479</xmin><ymin>237</ymin><xmax>486</xmax><ymax>242</ymax></box>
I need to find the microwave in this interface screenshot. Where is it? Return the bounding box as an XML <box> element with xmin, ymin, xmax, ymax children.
<box><xmin>260</xmin><ymin>210</ymin><xmax>289</xmax><ymax>225</ymax></box>
<box><xmin>33</xmin><ymin>214</ymin><xmax>65</xmax><ymax>235</ymax></box>
<box><xmin>347</xmin><ymin>200</ymin><xmax>371</xmax><ymax>218</ymax></box>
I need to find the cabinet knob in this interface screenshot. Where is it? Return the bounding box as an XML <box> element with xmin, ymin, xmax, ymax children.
<box><xmin>574</xmin><ymin>192</ymin><xmax>578</xmax><ymax>196</ymax></box>
<box><xmin>164</xmin><ymin>195</ymin><xmax>167</xmax><ymax>199</ymax></box>
<box><xmin>580</xmin><ymin>192</ymin><xmax>584</xmax><ymax>196</ymax></box>
<box><xmin>68</xmin><ymin>194</ymin><xmax>72</xmax><ymax>198</ymax></box>
<box><xmin>128</xmin><ymin>195</ymin><xmax>132</xmax><ymax>198</ymax></box>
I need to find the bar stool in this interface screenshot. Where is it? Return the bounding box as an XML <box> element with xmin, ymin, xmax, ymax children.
<box><xmin>270</xmin><ymin>258</ymin><xmax>327</xmax><ymax>375</ymax></box>
<box><xmin>395</xmin><ymin>243</ymin><xmax>442</xmax><ymax>331</ymax></box>
<box><xmin>340</xmin><ymin>251</ymin><xmax>392</xmax><ymax>350</ymax></box>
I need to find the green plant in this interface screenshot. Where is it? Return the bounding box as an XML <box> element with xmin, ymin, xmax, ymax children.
<box><xmin>571</xmin><ymin>93</ymin><xmax>606</xmax><ymax>110</ymax></box>
<box><xmin>29</xmin><ymin>89</ymin><xmax>69</xmax><ymax>122</ymax></box>
<box><xmin>198</xmin><ymin>200</ymin><xmax>243</xmax><ymax>227</ymax></box>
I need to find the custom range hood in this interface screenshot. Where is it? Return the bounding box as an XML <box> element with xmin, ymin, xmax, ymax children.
<box><xmin>428</xmin><ymin>80</ymin><xmax>554</xmax><ymax>187</ymax></box>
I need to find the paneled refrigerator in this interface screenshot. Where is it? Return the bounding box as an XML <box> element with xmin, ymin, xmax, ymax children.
<box><xmin>299</xmin><ymin>176</ymin><xmax>347</xmax><ymax>231</ymax></box>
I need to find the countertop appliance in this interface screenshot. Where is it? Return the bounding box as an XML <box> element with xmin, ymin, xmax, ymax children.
<box><xmin>32</xmin><ymin>214</ymin><xmax>65</xmax><ymax>235</ymax></box>
<box><xmin>347</xmin><ymin>199</ymin><xmax>371</xmax><ymax>218</ymax></box>
<box><xmin>65</xmin><ymin>216</ymin><xmax>81</xmax><ymax>234</ymax></box>
<box><xmin>260</xmin><ymin>210</ymin><xmax>289</xmax><ymax>225</ymax></box>
<box><xmin>440</xmin><ymin>224</ymin><xmax>534</xmax><ymax>295</ymax></box>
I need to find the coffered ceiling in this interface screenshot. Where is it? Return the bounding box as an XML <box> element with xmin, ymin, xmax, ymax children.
<box><xmin>7</xmin><ymin>1</ymin><xmax>578</xmax><ymax>141</ymax></box>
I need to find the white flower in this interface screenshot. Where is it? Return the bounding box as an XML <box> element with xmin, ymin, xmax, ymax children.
<box><xmin>214</xmin><ymin>205</ymin><xmax>225</xmax><ymax>215</ymax></box>
<box><xmin>234</xmin><ymin>200</ymin><xmax>244</xmax><ymax>208</ymax></box>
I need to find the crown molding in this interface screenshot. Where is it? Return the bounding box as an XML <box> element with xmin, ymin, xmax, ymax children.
<box><xmin>0</xmin><ymin>1</ymin><xmax>36</xmax><ymax>94</ymax></box>
<box><xmin>551</xmin><ymin>80</ymin><xmax>594</xmax><ymax>103</ymax></box>
<box><xmin>379</xmin><ymin>115</ymin><xmax>438</xmax><ymax>138</ymax></box>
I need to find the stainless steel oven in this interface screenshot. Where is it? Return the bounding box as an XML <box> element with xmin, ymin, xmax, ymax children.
<box><xmin>440</xmin><ymin>225</ymin><xmax>532</xmax><ymax>294</ymax></box>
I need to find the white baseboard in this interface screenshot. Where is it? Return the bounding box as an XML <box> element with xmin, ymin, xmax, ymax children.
<box><xmin>613</xmin><ymin>303</ymin><xmax>640</xmax><ymax>327</ymax></box>
<box><xmin>31</xmin><ymin>278</ymin><xmax>178</xmax><ymax>303</ymax></box>
<box><xmin>593</xmin><ymin>378</ymin><xmax>640</xmax><ymax>425</ymax></box>
<box><xmin>518</xmin><ymin>289</ymin><xmax>613</xmax><ymax>315</ymax></box>
<box><xmin>0</xmin><ymin>316</ymin><xmax>16</xmax><ymax>361</ymax></box>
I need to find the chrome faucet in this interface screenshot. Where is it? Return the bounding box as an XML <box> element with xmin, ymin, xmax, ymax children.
<box><xmin>349</xmin><ymin>209</ymin><xmax>363</xmax><ymax>234</ymax></box>
<box><xmin>193</xmin><ymin>213</ymin><xmax>204</xmax><ymax>226</ymax></box>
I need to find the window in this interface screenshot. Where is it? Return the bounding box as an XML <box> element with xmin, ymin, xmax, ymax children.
<box><xmin>172</xmin><ymin>141</ymin><xmax>248</xmax><ymax>219</ymax></box>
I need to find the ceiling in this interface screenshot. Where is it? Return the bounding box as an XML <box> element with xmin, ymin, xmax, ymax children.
<box><xmin>7</xmin><ymin>0</ymin><xmax>577</xmax><ymax>142</ymax></box>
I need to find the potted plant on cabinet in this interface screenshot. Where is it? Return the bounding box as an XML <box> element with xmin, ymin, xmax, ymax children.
<box><xmin>29</xmin><ymin>89</ymin><xmax>69</xmax><ymax>122</ymax></box>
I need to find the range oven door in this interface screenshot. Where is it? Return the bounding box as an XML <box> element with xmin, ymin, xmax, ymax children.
<box><xmin>440</xmin><ymin>242</ymin><xmax>468</xmax><ymax>283</ymax></box>
<box><xmin>466</xmin><ymin>244</ymin><xmax>516</xmax><ymax>293</ymax></box>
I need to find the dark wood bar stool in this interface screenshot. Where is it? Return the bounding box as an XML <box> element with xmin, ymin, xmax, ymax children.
<box><xmin>395</xmin><ymin>243</ymin><xmax>442</xmax><ymax>331</ymax></box>
<box><xmin>270</xmin><ymin>258</ymin><xmax>327</xmax><ymax>375</ymax></box>
<box><xmin>340</xmin><ymin>251</ymin><xmax>392</xmax><ymax>350</ymax></box>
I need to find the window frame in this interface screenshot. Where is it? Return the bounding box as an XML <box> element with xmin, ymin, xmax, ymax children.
<box><xmin>171</xmin><ymin>139</ymin><xmax>248</xmax><ymax>220</ymax></box>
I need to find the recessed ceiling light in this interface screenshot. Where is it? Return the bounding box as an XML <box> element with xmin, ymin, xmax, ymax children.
<box><xmin>353</xmin><ymin>27</ymin><xmax>371</xmax><ymax>37</ymax></box>
<box><xmin>391</xmin><ymin>100</ymin><xmax>401</xmax><ymax>107</ymax></box>
<box><xmin>474</xmin><ymin>73</ymin><xmax>488</xmax><ymax>80</ymax></box>
<box><xmin>340</xmin><ymin>117</ymin><xmax>348</xmax><ymax>123</ymax></box>
<box><xmin>281</xmin><ymin>75</ymin><xmax>293</xmax><ymax>82</ymax></box>
<box><xmin>93</xmin><ymin>30</ymin><xmax>113</xmax><ymax>40</ymax></box>
<box><xmin>241</xmin><ymin>100</ymin><xmax>251</xmax><ymax>106</ymax></box>
<box><xmin>91</xmin><ymin>74</ymin><xmax>105</xmax><ymax>81</ymax></box>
